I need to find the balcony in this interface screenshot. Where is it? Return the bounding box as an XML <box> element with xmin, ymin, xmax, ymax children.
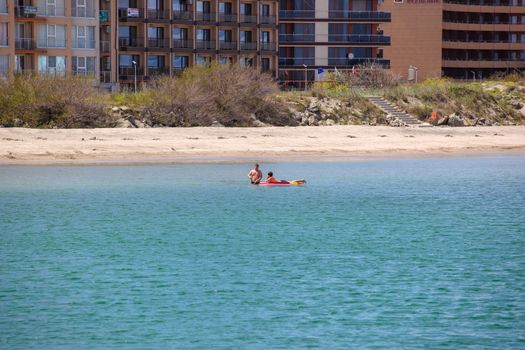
<box><xmin>328</xmin><ymin>34</ymin><xmax>391</xmax><ymax>45</ymax></box>
<box><xmin>443</xmin><ymin>0</ymin><xmax>524</xmax><ymax>5</ymax></box>
<box><xmin>260</xmin><ymin>15</ymin><xmax>276</xmax><ymax>25</ymax></box>
<box><xmin>278</xmin><ymin>57</ymin><xmax>315</xmax><ymax>66</ymax></box>
<box><xmin>240</xmin><ymin>42</ymin><xmax>257</xmax><ymax>50</ymax></box>
<box><xmin>99</xmin><ymin>10</ymin><xmax>109</xmax><ymax>22</ymax></box>
<box><xmin>260</xmin><ymin>42</ymin><xmax>276</xmax><ymax>52</ymax></box>
<box><xmin>327</xmin><ymin>58</ymin><xmax>391</xmax><ymax>68</ymax></box>
<box><xmin>118</xmin><ymin>7</ymin><xmax>145</xmax><ymax>20</ymax></box>
<box><xmin>219</xmin><ymin>13</ymin><xmax>237</xmax><ymax>23</ymax></box>
<box><xmin>15</xmin><ymin>5</ymin><xmax>38</xmax><ymax>18</ymax></box>
<box><xmin>100</xmin><ymin>40</ymin><xmax>111</xmax><ymax>52</ymax></box>
<box><xmin>173</xmin><ymin>9</ymin><xmax>192</xmax><ymax>21</ymax></box>
<box><xmin>173</xmin><ymin>39</ymin><xmax>193</xmax><ymax>49</ymax></box>
<box><xmin>219</xmin><ymin>41</ymin><xmax>237</xmax><ymax>50</ymax></box>
<box><xmin>195</xmin><ymin>11</ymin><xmax>216</xmax><ymax>22</ymax></box>
<box><xmin>118</xmin><ymin>37</ymin><xmax>145</xmax><ymax>50</ymax></box>
<box><xmin>328</xmin><ymin>11</ymin><xmax>391</xmax><ymax>21</ymax></box>
<box><xmin>147</xmin><ymin>67</ymin><xmax>170</xmax><ymax>77</ymax></box>
<box><xmin>279</xmin><ymin>34</ymin><xmax>315</xmax><ymax>42</ymax></box>
<box><xmin>195</xmin><ymin>40</ymin><xmax>216</xmax><ymax>50</ymax></box>
<box><xmin>240</xmin><ymin>14</ymin><xmax>257</xmax><ymax>24</ymax></box>
<box><xmin>279</xmin><ymin>10</ymin><xmax>315</xmax><ymax>19</ymax></box>
<box><xmin>100</xmin><ymin>70</ymin><xmax>112</xmax><ymax>83</ymax></box>
<box><xmin>73</xmin><ymin>70</ymin><xmax>96</xmax><ymax>77</ymax></box>
<box><xmin>147</xmin><ymin>9</ymin><xmax>170</xmax><ymax>20</ymax></box>
<box><xmin>119</xmin><ymin>66</ymin><xmax>145</xmax><ymax>80</ymax></box>
<box><xmin>15</xmin><ymin>38</ymin><xmax>36</xmax><ymax>50</ymax></box>
<box><xmin>147</xmin><ymin>38</ymin><xmax>170</xmax><ymax>49</ymax></box>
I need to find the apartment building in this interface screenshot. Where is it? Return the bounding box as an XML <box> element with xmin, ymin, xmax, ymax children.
<box><xmin>99</xmin><ymin>0</ymin><xmax>279</xmax><ymax>90</ymax></box>
<box><xmin>278</xmin><ymin>0</ymin><xmax>392</xmax><ymax>89</ymax></box>
<box><xmin>0</xmin><ymin>0</ymin><xmax>99</xmax><ymax>77</ymax></box>
<box><xmin>380</xmin><ymin>0</ymin><xmax>525</xmax><ymax>80</ymax></box>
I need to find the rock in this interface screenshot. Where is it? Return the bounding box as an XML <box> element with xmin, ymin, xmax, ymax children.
<box><xmin>325</xmin><ymin>118</ymin><xmax>335</xmax><ymax>126</ymax></box>
<box><xmin>509</xmin><ymin>99</ymin><xmax>523</xmax><ymax>110</ymax></box>
<box><xmin>116</xmin><ymin>118</ymin><xmax>135</xmax><ymax>128</ymax></box>
<box><xmin>111</xmin><ymin>106</ymin><xmax>120</xmax><ymax>112</ymax></box>
<box><xmin>211</xmin><ymin>120</ymin><xmax>225</xmax><ymax>127</ymax></box>
<box><xmin>120</xmin><ymin>106</ymin><xmax>129</xmax><ymax>112</ymax></box>
<box><xmin>448</xmin><ymin>114</ymin><xmax>465</xmax><ymax>127</ymax></box>
<box><xmin>437</xmin><ymin>115</ymin><xmax>449</xmax><ymax>126</ymax></box>
<box><xmin>253</xmin><ymin>120</ymin><xmax>269</xmax><ymax>127</ymax></box>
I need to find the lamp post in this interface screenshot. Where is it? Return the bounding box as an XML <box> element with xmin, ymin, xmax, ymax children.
<box><xmin>471</xmin><ymin>70</ymin><xmax>476</xmax><ymax>82</ymax></box>
<box><xmin>132</xmin><ymin>60</ymin><xmax>137</xmax><ymax>92</ymax></box>
<box><xmin>302</xmin><ymin>64</ymin><xmax>308</xmax><ymax>91</ymax></box>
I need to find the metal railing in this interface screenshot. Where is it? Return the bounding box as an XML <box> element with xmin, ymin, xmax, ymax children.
<box><xmin>327</xmin><ymin>58</ymin><xmax>391</xmax><ymax>67</ymax></box>
<box><xmin>219</xmin><ymin>13</ymin><xmax>237</xmax><ymax>22</ymax></box>
<box><xmin>219</xmin><ymin>41</ymin><xmax>237</xmax><ymax>50</ymax></box>
<box><xmin>118</xmin><ymin>37</ymin><xmax>145</xmax><ymax>48</ymax></box>
<box><xmin>328</xmin><ymin>11</ymin><xmax>391</xmax><ymax>20</ymax></box>
<box><xmin>278</xmin><ymin>10</ymin><xmax>315</xmax><ymax>18</ymax></box>
<box><xmin>240</xmin><ymin>14</ymin><xmax>257</xmax><ymax>23</ymax></box>
<box><xmin>147</xmin><ymin>9</ymin><xmax>169</xmax><ymax>20</ymax></box>
<box><xmin>147</xmin><ymin>38</ymin><xmax>170</xmax><ymax>48</ymax></box>
<box><xmin>173</xmin><ymin>39</ymin><xmax>193</xmax><ymax>48</ymax></box>
<box><xmin>260</xmin><ymin>42</ymin><xmax>276</xmax><ymax>51</ymax></box>
<box><xmin>173</xmin><ymin>9</ymin><xmax>192</xmax><ymax>20</ymax></box>
<box><xmin>147</xmin><ymin>67</ymin><xmax>169</xmax><ymax>76</ymax></box>
<box><xmin>443</xmin><ymin>18</ymin><xmax>525</xmax><ymax>25</ymax></box>
<box><xmin>195</xmin><ymin>11</ymin><xmax>215</xmax><ymax>22</ymax></box>
<box><xmin>443</xmin><ymin>0</ymin><xmax>524</xmax><ymax>5</ymax></box>
<box><xmin>260</xmin><ymin>15</ymin><xmax>276</xmax><ymax>25</ymax></box>
<box><xmin>195</xmin><ymin>40</ymin><xmax>216</xmax><ymax>49</ymax></box>
<box><xmin>71</xmin><ymin>7</ymin><xmax>95</xmax><ymax>17</ymax></box>
<box><xmin>100</xmin><ymin>70</ymin><xmax>112</xmax><ymax>83</ymax></box>
<box><xmin>443</xmin><ymin>56</ymin><xmax>525</xmax><ymax>61</ymax></box>
<box><xmin>15</xmin><ymin>6</ymin><xmax>38</xmax><ymax>17</ymax></box>
<box><xmin>118</xmin><ymin>7</ymin><xmax>145</xmax><ymax>19</ymax></box>
<box><xmin>240</xmin><ymin>41</ymin><xmax>257</xmax><ymax>50</ymax></box>
<box><xmin>278</xmin><ymin>57</ymin><xmax>315</xmax><ymax>66</ymax></box>
<box><xmin>279</xmin><ymin>34</ymin><xmax>391</xmax><ymax>44</ymax></box>
<box><xmin>15</xmin><ymin>38</ymin><xmax>35</xmax><ymax>50</ymax></box>
<box><xmin>100</xmin><ymin>40</ymin><xmax>110</xmax><ymax>52</ymax></box>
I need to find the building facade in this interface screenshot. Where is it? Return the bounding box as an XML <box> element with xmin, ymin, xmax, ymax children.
<box><xmin>99</xmin><ymin>0</ymin><xmax>279</xmax><ymax>90</ymax></box>
<box><xmin>380</xmin><ymin>0</ymin><xmax>525</xmax><ymax>81</ymax></box>
<box><xmin>0</xmin><ymin>0</ymin><xmax>99</xmax><ymax>77</ymax></box>
<box><xmin>278</xmin><ymin>0</ymin><xmax>392</xmax><ymax>89</ymax></box>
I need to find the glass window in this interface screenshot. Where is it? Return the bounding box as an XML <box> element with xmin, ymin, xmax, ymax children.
<box><xmin>173</xmin><ymin>27</ymin><xmax>187</xmax><ymax>40</ymax></box>
<box><xmin>196</xmin><ymin>1</ymin><xmax>210</xmax><ymax>12</ymax></box>
<box><xmin>219</xmin><ymin>30</ymin><xmax>232</xmax><ymax>42</ymax></box>
<box><xmin>173</xmin><ymin>55</ymin><xmax>189</xmax><ymax>68</ymax></box>
<box><xmin>219</xmin><ymin>2</ymin><xmax>232</xmax><ymax>14</ymax></box>
<box><xmin>0</xmin><ymin>0</ymin><xmax>7</xmax><ymax>13</ymax></box>
<box><xmin>240</xmin><ymin>3</ymin><xmax>251</xmax><ymax>15</ymax></box>
<box><xmin>0</xmin><ymin>23</ymin><xmax>7</xmax><ymax>46</ymax></box>
<box><xmin>0</xmin><ymin>55</ymin><xmax>8</xmax><ymax>76</ymax></box>
<box><xmin>148</xmin><ymin>55</ymin><xmax>165</xmax><ymax>68</ymax></box>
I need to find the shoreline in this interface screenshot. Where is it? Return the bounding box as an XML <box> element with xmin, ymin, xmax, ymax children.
<box><xmin>1</xmin><ymin>126</ymin><xmax>525</xmax><ymax>166</ymax></box>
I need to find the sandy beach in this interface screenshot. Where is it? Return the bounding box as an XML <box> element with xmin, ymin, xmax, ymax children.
<box><xmin>1</xmin><ymin>126</ymin><xmax>524</xmax><ymax>165</ymax></box>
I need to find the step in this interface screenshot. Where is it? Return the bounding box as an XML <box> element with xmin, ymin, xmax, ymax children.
<box><xmin>367</xmin><ymin>96</ymin><xmax>429</xmax><ymax>127</ymax></box>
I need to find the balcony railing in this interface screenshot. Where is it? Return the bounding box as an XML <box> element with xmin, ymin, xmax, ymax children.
<box><xmin>173</xmin><ymin>39</ymin><xmax>193</xmax><ymax>48</ymax></box>
<box><xmin>279</xmin><ymin>34</ymin><xmax>391</xmax><ymax>45</ymax></box>
<box><xmin>279</xmin><ymin>10</ymin><xmax>315</xmax><ymax>19</ymax></box>
<box><xmin>442</xmin><ymin>56</ymin><xmax>525</xmax><ymax>61</ymax></box>
<box><xmin>278</xmin><ymin>57</ymin><xmax>315</xmax><ymax>66</ymax></box>
<box><xmin>443</xmin><ymin>18</ymin><xmax>525</xmax><ymax>25</ymax></box>
<box><xmin>147</xmin><ymin>9</ymin><xmax>169</xmax><ymax>20</ymax></box>
<box><xmin>195</xmin><ymin>40</ymin><xmax>216</xmax><ymax>49</ymax></box>
<box><xmin>15</xmin><ymin>38</ymin><xmax>36</xmax><ymax>50</ymax></box>
<box><xmin>100</xmin><ymin>40</ymin><xmax>110</xmax><ymax>52</ymax></box>
<box><xmin>240</xmin><ymin>14</ymin><xmax>257</xmax><ymax>23</ymax></box>
<box><xmin>147</xmin><ymin>67</ymin><xmax>170</xmax><ymax>76</ymax></box>
<box><xmin>37</xmin><ymin>38</ymin><xmax>66</xmax><ymax>48</ymax></box>
<box><xmin>279</xmin><ymin>34</ymin><xmax>315</xmax><ymax>42</ymax></box>
<box><xmin>73</xmin><ymin>70</ymin><xmax>96</xmax><ymax>77</ymax></box>
<box><xmin>118</xmin><ymin>37</ymin><xmax>145</xmax><ymax>48</ymax></box>
<box><xmin>195</xmin><ymin>11</ymin><xmax>215</xmax><ymax>22</ymax></box>
<box><xmin>15</xmin><ymin>5</ymin><xmax>38</xmax><ymax>18</ymax></box>
<box><xmin>118</xmin><ymin>7</ymin><xmax>145</xmax><ymax>19</ymax></box>
<box><xmin>328</xmin><ymin>11</ymin><xmax>391</xmax><ymax>21</ymax></box>
<box><xmin>219</xmin><ymin>41</ymin><xmax>237</xmax><ymax>50</ymax></box>
<box><xmin>240</xmin><ymin>42</ymin><xmax>257</xmax><ymax>50</ymax></box>
<box><xmin>100</xmin><ymin>70</ymin><xmax>112</xmax><ymax>83</ymax></box>
<box><xmin>119</xmin><ymin>66</ymin><xmax>145</xmax><ymax>79</ymax></box>
<box><xmin>260</xmin><ymin>15</ymin><xmax>276</xmax><ymax>25</ymax></box>
<box><xmin>219</xmin><ymin>13</ymin><xmax>237</xmax><ymax>22</ymax></box>
<box><xmin>260</xmin><ymin>42</ymin><xmax>276</xmax><ymax>51</ymax></box>
<box><xmin>173</xmin><ymin>9</ymin><xmax>192</xmax><ymax>20</ymax></box>
<box><xmin>327</xmin><ymin>58</ymin><xmax>391</xmax><ymax>67</ymax></box>
<box><xmin>147</xmin><ymin>38</ymin><xmax>170</xmax><ymax>49</ymax></box>
<box><xmin>444</xmin><ymin>0</ymin><xmax>524</xmax><ymax>5</ymax></box>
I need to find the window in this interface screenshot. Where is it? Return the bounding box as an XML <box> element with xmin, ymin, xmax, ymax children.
<box><xmin>72</xmin><ymin>56</ymin><xmax>95</xmax><ymax>74</ymax></box>
<box><xmin>219</xmin><ymin>56</ymin><xmax>233</xmax><ymax>65</ymax></box>
<box><xmin>38</xmin><ymin>55</ymin><xmax>66</xmax><ymax>75</ymax></box>
<box><xmin>173</xmin><ymin>55</ymin><xmax>189</xmax><ymax>68</ymax></box>
<box><xmin>37</xmin><ymin>24</ymin><xmax>66</xmax><ymax>48</ymax></box>
<box><xmin>0</xmin><ymin>23</ymin><xmax>7</xmax><ymax>46</ymax></box>
<box><xmin>173</xmin><ymin>0</ymin><xmax>187</xmax><ymax>11</ymax></box>
<box><xmin>0</xmin><ymin>0</ymin><xmax>7</xmax><ymax>13</ymax></box>
<box><xmin>196</xmin><ymin>55</ymin><xmax>211</xmax><ymax>65</ymax></box>
<box><xmin>196</xmin><ymin>1</ymin><xmax>210</xmax><ymax>12</ymax></box>
<box><xmin>173</xmin><ymin>27</ymin><xmax>187</xmax><ymax>40</ymax></box>
<box><xmin>219</xmin><ymin>2</ymin><xmax>232</xmax><ymax>14</ymax></box>
<box><xmin>196</xmin><ymin>29</ymin><xmax>211</xmax><ymax>41</ymax></box>
<box><xmin>119</xmin><ymin>54</ymin><xmax>139</xmax><ymax>67</ymax></box>
<box><xmin>260</xmin><ymin>31</ymin><xmax>270</xmax><ymax>43</ymax></box>
<box><xmin>148</xmin><ymin>55</ymin><xmax>165</xmax><ymax>68</ymax></box>
<box><xmin>240</xmin><ymin>3</ymin><xmax>252</xmax><ymax>15</ymax></box>
<box><xmin>0</xmin><ymin>55</ymin><xmax>8</xmax><ymax>76</ymax></box>
<box><xmin>261</xmin><ymin>57</ymin><xmax>270</xmax><ymax>72</ymax></box>
<box><xmin>73</xmin><ymin>26</ymin><xmax>95</xmax><ymax>48</ymax></box>
<box><xmin>37</xmin><ymin>0</ymin><xmax>65</xmax><ymax>16</ymax></box>
<box><xmin>219</xmin><ymin>30</ymin><xmax>232</xmax><ymax>42</ymax></box>
<box><xmin>261</xmin><ymin>4</ymin><xmax>269</xmax><ymax>16</ymax></box>
<box><xmin>240</xmin><ymin>57</ymin><xmax>253</xmax><ymax>67</ymax></box>
<box><xmin>240</xmin><ymin>31</ymin><xmax>252</xmax><ymax>42</ymax></box>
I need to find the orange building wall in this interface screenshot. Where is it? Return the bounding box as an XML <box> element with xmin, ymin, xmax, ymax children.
<box><xmin>379</xmin><ymin>0</ymin><xmax>443</xmax><ymax>81</ymax></box>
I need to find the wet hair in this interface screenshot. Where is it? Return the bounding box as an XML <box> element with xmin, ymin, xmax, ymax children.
<box><xmin>254</xmin><ymin>163</ymin><xmax>259</xmax><ymax>167</ymax></box>
<box><xmin>267</xmin><ymin>171</ymin><xmax>273</xmax><ymax>177</ymax></box>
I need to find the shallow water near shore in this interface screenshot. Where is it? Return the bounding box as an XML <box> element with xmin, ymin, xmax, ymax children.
<box><xmin>1</xmin><ymin>156</ymin><xmax>524</xmax><ymax>349</ymax></box>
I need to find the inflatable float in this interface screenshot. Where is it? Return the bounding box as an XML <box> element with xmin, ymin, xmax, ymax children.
<box><xmin>258</xmin><ymin>180</ymin><xmax>306</xmax><ymax>186</ymax></box>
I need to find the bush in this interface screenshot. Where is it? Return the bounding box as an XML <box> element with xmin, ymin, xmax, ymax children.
<box><xmin>0</xmin><ymin>75</ymin><xmax>116</xmax><ymax>128</ymax></box>
<box><xmin>117</xmin><ymin>64</ymin><xmax>284</xmax><ymax>127</ymax></box>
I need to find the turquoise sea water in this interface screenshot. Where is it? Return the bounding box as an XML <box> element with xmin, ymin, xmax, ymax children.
<box><xmin>0</xmin><ymin>156</ymin><xmax>524</xmax><ymax>349</ymax></box>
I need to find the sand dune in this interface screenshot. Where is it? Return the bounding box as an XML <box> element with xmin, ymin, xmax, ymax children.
<box><xmin>1</xmin><ymin>126</ymin><xmax>524</xmax><ymax>165</ymax></box>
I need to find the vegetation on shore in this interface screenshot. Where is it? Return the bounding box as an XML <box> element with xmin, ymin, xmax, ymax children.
<box><xmin>0</xmin><ymin>64</ymin><xmax>523</xmax><ymax>128</ymax></box>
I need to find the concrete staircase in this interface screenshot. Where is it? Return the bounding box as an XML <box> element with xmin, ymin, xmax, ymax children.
<box><xmin>368</xmin><ymin>96</ymin><xmax>430</xmax><ymax>127</ymax></box>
